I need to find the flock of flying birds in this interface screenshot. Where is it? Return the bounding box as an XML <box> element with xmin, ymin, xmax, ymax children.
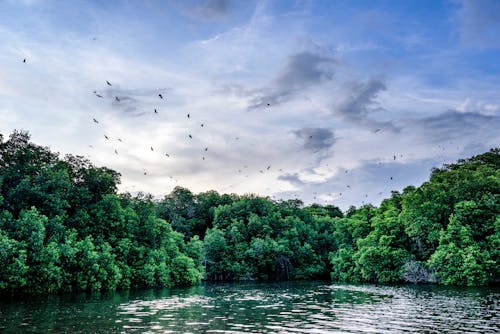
<box><xmin>90</xmin><ymin>79</ymin><xmax>212</xmax><ymax>177</ymax></box>
<box><xmin>87</xmin><ymin>76</ymin><xmax>404</xmax><ymax>205</ymax></box>
<box><xmin>19</xmin><ymin>56</ymin><xmax>453</xmax><ymax>206</ymax></box>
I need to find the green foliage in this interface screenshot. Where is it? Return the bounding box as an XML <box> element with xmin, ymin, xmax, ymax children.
<box><xmin>0</xmin><ymin>132</ymin><xmax>203</xmax><ymax>294</ymax></box>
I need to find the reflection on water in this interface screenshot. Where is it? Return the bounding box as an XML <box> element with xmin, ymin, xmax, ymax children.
<box><xmin>1</xmin><ymin>282</ymin><xmax>499</xmax><ymax>333</ymax></box>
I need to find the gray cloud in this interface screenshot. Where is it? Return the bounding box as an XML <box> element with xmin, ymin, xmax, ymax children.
<box><xmin>292</xmin><ymin>127</ymin><xmax>336</xmax><ymax>152</ymax></box>
<box><xmin>181</xmin><ymin>0</ymin><xmax>231</xmax><ymax>20</ymax></box>
<box><xmin>102</xmin><ymin>87</ymin><xmax>170</xmax><ymax>116</ymax></box>
<box><xmin>457</xmin><ymin>0</ymin><xmax>500</xmax><ymax>49</ymax></box>
<box><xmin>413</xmin><ymin>110</ymin><xmax>500</xmax><ymax>142</ymax></box>
<box><xmin>334</xmin><ymin>78</ymin><xmax>398</xmax><ymax>131</ymax></box>
<box><xmin>248</xmin><ymin>51</ymin><xmax>336</xmax><ymax>109</ymax></box>
<box><xmin>275</xmin><ymin>52</ymin><xmax>335</xmax><ymax>90</ymax></box>
<box><xmin>275</xmin><ymin>157</ymin><xmax>445</xmax><ymax>209</ymax></box>
<box><xmin>277</xmin><ymin>173</ymin><xmax>304</xmax><ymax>186</ymax></box>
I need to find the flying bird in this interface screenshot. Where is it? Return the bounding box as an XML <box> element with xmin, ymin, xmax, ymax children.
<box><xmin>104</xmin><ymin>135</ymin><xmax>109</xmax><ymax>140</ymax></box>
<box><xmin>117</xmin><ymin>138</ymin><xmax>122</xmax><ymax>142</ymax></box>
<box><xmin>150</xmin><ymin>147</ymin><xmax>154</xmax><ymax>151</ymax></box>
<box><xmin>390</xmin><ymin>176</ymin><xmax>393</xmax><ymax>180</ymax></box>
<box><xmin>115</xmin><ymin>96</ymin><xmax>120</xmax><ymax>102</ymax></box>
<box><xmin>165</xmin><ymin>153</ymin><xmax>170</xmax><ymax>157</ymax></box>
<box><xmin>187</xmin><ymin>113</ymin><xmax>190</xmax><ymax>118</ymax></box>
<box><xmin>93</xmin><ymin>118</ymin><xmax>99</xmax><ymax>124</ymax></box>
<box><xmin>204</xmin><ymin>147</ymin><xmax>208</xmax><ymax>151</ymax></box>
<box><xmin>393</xmin><ymin>155</ymin><xmax>396</xmax><ymax>160</ymax></box>
<box><xmin>106</xmin><ymin>81</ymin><xmax>112</xmax><ymax>86</ymax></box>
<box><xmin>154</xmin><ymin>109</ymin><xmax>158</xmax><ymax>114</ymax></box>
<box><xmin>96</xmin><ymin>94</ymin><xmax>103</xmax><ymax>98</ymax></box>
<box><xmin>201</xmin><ymin>123</ymin><xmax>204</xmax><ymax>127</ymax></box>
<box><xmin>23</xmin><ymin>58</ymin><xmax>26</xmax><ymax>63</ymax></box>
<box><xmin>267</xmin><ymin>166</ymin><xmax>271</xmax><ymax>170</ymax></box>
<box><xmin>159</xmin><ymin>94</ymin><xmax>163</xmax><ymax>99</ymax></box>
<box><xmin>188</xmin><ymin>134</ymin><xmax>192</xmax><ymax>139</ymax></box>
<box><xmin>115</xmin><ymin>149</ymin><xmax>118</xmax><ymax>155</ymax></box>
<box><xmin>374</xmin><ymin>128</ymin><xmax>381</xmax><ymax>133</ymax></box>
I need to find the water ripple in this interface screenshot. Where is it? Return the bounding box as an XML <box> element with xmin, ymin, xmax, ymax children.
<box><xmin>0</xmin><ymin>282</ymin><xmax>499</xmax><ymax>333</ymax></box>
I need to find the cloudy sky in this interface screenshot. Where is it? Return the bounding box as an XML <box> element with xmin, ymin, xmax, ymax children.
<box><xmin>1</xmin><ymin>0</ymin><xmax>499</xmax><ymax>209</ymax></box>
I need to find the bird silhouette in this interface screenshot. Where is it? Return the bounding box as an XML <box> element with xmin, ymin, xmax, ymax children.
<box><xmin>104</xmin><ymin>135</ymin><xmax>109</xmax><ymax>140</ymax></box>
<box><xmin>106</xmin><ymin>81</ymin><xmax>112</xmax><ymax>86</ymax></box>
<box><xmin>154</xmin><ymin>109</ymin><xmax>158</xmax><ymax>114</ymax></box>
<box><xmin>202</xmin><ymin>156</ymin><xmax>205</xmax><ymax>160</ymax></box>
<box><xmin>93</xmin><ymin>118</ymin><xmax>99</xmax><ymax>123</ymax></box>
<box><xmin>187</xmin><ymin>114</ymin><xmax>190</xmax><ymax>118</ymax></box>
<box><xmin>393</xmin><ymin>155</ymin><xmax>396</xmax><ymax>160</ymax></box>
<box><xmin>267</xmin><ymin>166</ymin><xmax>271</xmax><ymax>170</ymax></box>
<box><xmin>115</xmin><ymin>149</ymin><xmax>118</xmax><ymax>155</ymax></box>
<box><xmin>150</xmin><ymin>147</ymin><xmax>154</xmax><ymax>151</ymax></box>
<box><xmin>159</xmin><ymin>94</ymin><xmax>163</xmax><ymax>99</ymax></box>
<box><xmin>374</xmin><ymin>128</ymin><xmax>381</xmax><ymax>133</ymax></box>
<box><xmin>390</xmin><ymin>176</ymin><xmax>393</xmax><ymax>180</ymax></box>
<box><xmin>204</xmin><ymin>147</ymin><xmax>208</xmax><ymax>151</ymax></box>
<box><xmin>188</xmin><ymin>134</ymin><xmax>192</xmax><ymax>139</ymax></box>
<box><xmin>115</xmin><ymin>96</ymin><xmax>120</xmax><ymax>102</ymax></box>
<box><xmin>96</xmin><ymin>94</ymin><xmax>103</xmax><ymax>98</ymax></box>
<box><xmin>117</xmin><ymin>138</ymin><xmax>122</xmax><ymax>142</ymax></box>
<box><xmin>165</xmin><ymin>153</ymin><xmax>170</xmax><ymax>157</ymax></box>
<box><xmin>201</xmin><ymin>123</ymin><xmax>204</xmax><ymax>127</ymax></box>
<box><xmin>23</xmin><ymin>58</ymin><xmax>26</xmax><ymax>63</ymax></box>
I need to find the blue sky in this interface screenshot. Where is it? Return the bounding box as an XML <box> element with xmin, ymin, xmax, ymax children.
<box><xmin>1</xmin><ymin>0</ymin><xmax>499</xmax><ymax>209</ymax></box>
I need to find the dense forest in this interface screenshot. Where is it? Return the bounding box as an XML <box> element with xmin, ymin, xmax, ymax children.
<box><xmin>0</xmin><ymin>131</ymin><xmax>498</xmax><ymax>294</ymax></box>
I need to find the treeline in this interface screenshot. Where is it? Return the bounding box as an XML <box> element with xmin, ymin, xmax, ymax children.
<box><xmin>0</xmin><ymin>131</ymin><xmax>203</xmax><ymax>293</ymax></box>
<box><xmin>0</xmin><ymin>131</ymin><xmax>498</xmax><ymax>294</ymax></box>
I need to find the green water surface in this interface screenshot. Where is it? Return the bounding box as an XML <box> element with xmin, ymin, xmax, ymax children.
<box><xmin>1</xmin><ymin>281</ymin><xmax>498</xmax><ymax>333</ymax></box>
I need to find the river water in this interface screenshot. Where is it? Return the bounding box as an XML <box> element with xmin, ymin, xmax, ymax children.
<box><xmin>0</xmin><ymin>281</ymin><xmax>498</xmax><ymax>333</ymax></box>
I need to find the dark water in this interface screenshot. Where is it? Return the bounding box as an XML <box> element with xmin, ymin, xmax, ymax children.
<box><xmin>0</xmin><ymin>282</ymin><xmax>499</xmax><ymax>333</ymax></box>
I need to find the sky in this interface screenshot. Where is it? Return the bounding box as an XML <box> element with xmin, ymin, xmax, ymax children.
<box><xmin>1</xmin><ymin>0</ymin><xmax>499</xmax><ymax>210</ymax></box>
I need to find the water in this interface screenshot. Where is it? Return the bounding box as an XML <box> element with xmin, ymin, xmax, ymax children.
<box><xmin>1</xmin><ymin>282</ymin><xmax>499</xmax><ymax>333</ymax></box>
